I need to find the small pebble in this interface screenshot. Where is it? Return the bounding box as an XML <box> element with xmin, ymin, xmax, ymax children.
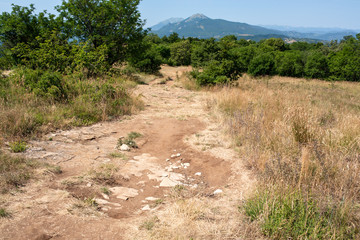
<box><xmin>213</xmin><ymin>189</ymin><xmax>223</xmax><ymax>195</ymax></box>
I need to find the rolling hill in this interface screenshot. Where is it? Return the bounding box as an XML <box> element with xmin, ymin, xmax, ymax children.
<box><xmin>152</xmin><ymin>14</ymin><xmax>358</xmax><ymax>41</ymax></box>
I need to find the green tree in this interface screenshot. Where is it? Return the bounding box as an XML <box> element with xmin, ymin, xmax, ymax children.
<box><xmin>248</xmin><ymin>52</ymin><xmax>275</xmax><ymax>76</ymax></box>
<box><xmin>0</xmin><ymin>4</ymin><xmax>59</xmax><ymax>63</ymax></box>
<box><xmin>304</xmin><ymin>51</ymin><xmax>329</xmax><ymax>79</ymax></box>
<box><xmin>192</xmin><ymin>59</ymin><xmax>240</xmax><ymax>86</ymax></box>
<box><xmin>328</xmin><ymin>35</ymin><xmax>360</xmax><ymax>81</ymax></box>
<box><xmin>228</xmin><ymin>45</ymin><xmax>257</xmax><ymax>73</ymax></box>
<box><xmin>169</xmin><ymin>40</ymin><xmax>191</xmax><ymax>66</ymax></box>
<box><xmin>191</xmin><ymin>38</ymin><xmax>219</xmax><ymax>67</ymax></box>
<box><xmin>57</xmin><ymin>0</ymin><xmax>145</xmax><ymax>64</ymax></box>
<box><xmin>275</xmin><ymin>51</ymin><xmax>304</xmax><ymax>77</ymax></box>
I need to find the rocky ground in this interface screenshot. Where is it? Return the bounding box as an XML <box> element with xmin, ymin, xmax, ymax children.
<box><xmin>0</xmin><ymin>66</ymin><xmax>256</xmax><ymax>240</ymax></box>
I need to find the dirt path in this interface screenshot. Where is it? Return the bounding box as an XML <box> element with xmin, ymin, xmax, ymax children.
<box><xmin>0</xmin><ymin>66</ymin><xmax>255</xmax><ymax>240</ymax></box>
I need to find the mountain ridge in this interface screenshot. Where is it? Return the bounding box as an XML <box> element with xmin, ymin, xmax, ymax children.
<box><xmin>151</xmin><ymin>14</ymin><xmax>358</xmax><ymax>41</ymax></box>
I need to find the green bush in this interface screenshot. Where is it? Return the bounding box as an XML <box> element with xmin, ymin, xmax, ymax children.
<box><xmin>304</xmin><ymin>51</ymin><xmax>329</xmax><ymax>79</ymax></box>
<box><xmin>9</xmin><ymin>141</ymin><xmax>27</xmax><ymax>153</ymax></box>
<box><xmin>192</xmin><ymin>59</ymin><xmax>240</xmax><ymax>86</ymax></box>
<box><xmin>13</xmin><ymin>68</ymin><xmax>67</xmax><ymax>101</ymax></box>
<box><xmin>248</xmin><ymin>52</ymin><xmax>275</xmax><ymax>76</ymax></box>
<box><xmin>169</xmin><ymin>40</ymin><xmax>191</xmax><ymax>66</ymax></box>
<box><xmin>328</xmin><ymin>36</ymin><xmax>360</xmax><ymax>81</ymax></box>
<box><xmin>275</xmin><ymin>51</ymin><xmax>304</xmax><ymax>77</ymax></box>
<box><xmin>128</xmin><ymin>44</ymin><xmax>162</xmax><ymax>73</ymax></box>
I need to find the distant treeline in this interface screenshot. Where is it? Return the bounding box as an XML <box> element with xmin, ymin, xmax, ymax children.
<box><xmin>141</xmin><ymin>32</ymin><xmax>360</xmax><ymax>84</ymax></box>
<box><xmin>0</xmin><ymin>2</ymin><xmax>360</xmax><ymax>84</ymax></box>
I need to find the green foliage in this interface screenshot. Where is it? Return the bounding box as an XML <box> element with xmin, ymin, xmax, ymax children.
<box><xmin>275</xmin><ymin>51</ymin><xmax>304</xmax><ymax>77</ymax></box>
<box><xmin>9</xmin><ymin>141</ymin><xmax>27</xmax><ymax>153</ymax></box>
<box><xmin>328</xmin><ymin>36</ymin><xmax>360</xmax><ymax>81</ymax></box>
<box><xmin>244</xmin><ymin>190</ymin><xmax>357</xmax><ymax>239</ymax></box>
<box><xmin>117</xmin><ymin>131</ymin><xmax>142</xmax><ymax>148</ymax></box>
<box><xmin>191</xmin><ymin>38</ymin><xmax>219</xmax><ymax>67</ymax></box>
<box><xmin>304</xmin><ymin>51</ymin><xmax>329</xmax><ymax>79</ymax></box>
<box><xmin>0</xmin><ymin>208</ymin><xmax>11</xmax><ymax>218</ymax></box>
<box><xmin>13</xmin><ymin>68</ymin><xmax>67</xmax><ymax>101</ymax></box>
<box><xmin>0</xmin><ymin>4</ymin><xmax>59</xmax><ymax>63</ymax></box>
<box><xmin>248</xmin><ymin>52</ymin><xmax>275</xmax><ymax>76</ymax></box>
<box><xmin>128</xmin><ymin>41</ymin><xmax>162</xmax><ymax>73</ymax></box>
<box><xmin>57</xmin><ymin>0</ymin><xmax>145</xmax><ymax>65</ymax></box>
<box><xmin>228</xmin><ymin>45</ymin><xmax>256</xmax><ymax>73</ymax></box>
<box><xmin>169</xmin><ymin>40</ymin><xmax>191</xmax><ymax>66</ymax></box>
<box><xmin>192</xmin><ymin>59</ymin><xmax>240</xmax><ymax>85</ymax></box>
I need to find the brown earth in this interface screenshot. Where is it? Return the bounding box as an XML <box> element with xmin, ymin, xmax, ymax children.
<box><xmin>0</xmin><ymin>66</ymin><xmax>255</xmax><ymax>240</ymax></box>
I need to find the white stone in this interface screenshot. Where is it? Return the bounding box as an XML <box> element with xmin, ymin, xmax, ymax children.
<box><xmin>195</xmin><ymin>172</ymin><xmax>202</xmax><ymax>176</ymax></box>
<box><xmin>160</xmin><ymin>178</ymin><xmax>181</xmax><ymax>187</ymax></box>
<box><xmin>120</xmin><ymin>144</ymin><xmax>130</xmax><ymax>151</ymax></box>
<box><xmin>166</xmin><ymin>158</ymin><xmax>170</xmax><ymax>162</ymax></box>
<box><xmin>213</xmin><ymin>189</ymin><xmax>223</xmax><ymax>195</ymax></box>
<box><xmin>183</xmin><ymin>163</ymin><xmax>190</xmax><ymax>167</ymax></box>
<box><xmin>171</xmin><ymin>154</ymin><xmax>177</xmax><ymax>158</ymax></box>
<box><xmin>86</xmin><ymin>182</ymin><xmax>92</xmax><ymax>187</ymax></box>
<box><xmin>95</xmin><ymin>198</ymin><xmax>110</xmax><ymax>205</ymax></box>
<box><xmin>142</xmin><ymin>205</ymin><xmax>151</xmax><ymax>211</ymax></box>
<box><xmin>110</xmin><ymin>187</ymin><xmax>139</xmax><ymax>200</ymax></box>
<box><xmin>176</xmin><ymin>153</ymin><xmax>181</xmax><ymax>157</ymax></box>
<box><xmin>145</xmin><ymin>197</ymin><xmax>160</xmax><ymax>201</ymax></box>
<box><xmin>102</xmin><ymin>194</ymin><xmax>110</xmax><ymax>200</ymax></box>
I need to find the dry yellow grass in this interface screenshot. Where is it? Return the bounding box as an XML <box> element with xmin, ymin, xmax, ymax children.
<box><xmin>209</xmin><ymin>75</ymin><xmax>360</xmax><ymax>238</ymax></box>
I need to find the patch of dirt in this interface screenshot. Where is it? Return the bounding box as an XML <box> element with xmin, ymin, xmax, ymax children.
<box><xmin>0</xmin><ymin>65</ymin><xmax>254</xmax><ymax>239</ymax></box>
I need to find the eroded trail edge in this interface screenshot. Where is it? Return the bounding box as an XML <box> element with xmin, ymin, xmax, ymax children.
<box><xmin>0</xmin><ymin>66</ymin><xmax>255</xmax><ymax>240</ymax></box>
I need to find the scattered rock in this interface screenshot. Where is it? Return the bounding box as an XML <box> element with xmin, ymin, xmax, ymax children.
<box><xmin>86</xmin><ymin>182</ymin><xmax>92</xmax><ymax>187</ymax></box>
<box><xmin>102</xmin><ymin>194</ymin><xmax>110</xmax><ymax>200</ymax></box>
<box><xmin>95</xmin><ymin>198</ymin><xmax>110</xmax><ymax>205</ymax></box>
<box><xmin>110</xmin><ymin>187</ymin><xmax>139</xmax><ymax>200</ymax></box>
<box><xmin>166</xmin><ymin>158</ymin><xmax>170</xmax><ymax>162</ymax></box>
<box><xmin>176</xmin><ymin>153</ymin><xmax>181</xmax><ymax>157</ymax></box>
<box><xmin>183</xmin><ymin>163</ymin><xmax>190</xmax><ymax>167</ymax></box>
<box><xmin>195</xmin><ymin>172</ymin><xmax>202</xmax><ymax>176</ymax></box>
<box><xmin>29</xmin><ymin>147</ymin><xmax>45</xmax><ymax>152</ymax></box>
<box><xmin>145</xmin><ymin>197</ymin><xmax>160</xmax><ymax>201</ymax></box>
<box><xmin>213</xmin><ymin>189</ymin><xmax>223</xmax><ymax>195</ymax></box>
<box><xmin>142</xmin><ymin>205</ymin><xmax>151</xmax><ymax>211</ymax></box>
<box><xmin>191</xmin><ymin>184</ymin><xmax>199</xmax><ymax>189</ymax></box>
<box><xmin>160</xmin><ymin>177</ymin><xmax>182</xmax><ymax>187</ymax></box>
<box><xmin>119</xmin><ymin>144</ymin><xmax>130</xmax><ymax>151</ymax></box>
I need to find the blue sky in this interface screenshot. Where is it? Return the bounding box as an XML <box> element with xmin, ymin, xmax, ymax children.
<box><xmin>1</xmin><ymin>0</ymin><xmax>360</xmax><ymax>30</ymax></box>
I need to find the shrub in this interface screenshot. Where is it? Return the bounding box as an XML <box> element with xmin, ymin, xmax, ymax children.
<box><xmin>248</xmin><ymin>52</ymin><xmax>275</xmax><ymax>76</ymax></box>
<box><xmin>304</xmin><ymin>51</ymin><xmax>329</xmax><ymax>79</ymax></box>
<box><xmin>9</xmin><ymin>141</ymin><xmax>27</xmax><ymax>153</ymax></box>
<box><xmin>192</xmin><ymin>59</ymin><xmax>240</xmax><ymax>86</ymax></box>
<box><xmin>169</xmin><ymin>40</ymin><xmax>191</xmax><ymax>66</ymax></box>
<box><xmin>275</xmin><ymin>51</ymin><xmax>304</xmax><ymax>77</ymax></box>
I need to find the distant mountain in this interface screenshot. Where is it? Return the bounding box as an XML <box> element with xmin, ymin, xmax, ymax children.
<box><xmin>262</xmin><ymin>25</ymin><xmax>359</xmax><ymax>41</ymax></box>
<box><xmin>153</xmin><ymin>14</ymin><xmax>284</xmax><ymax>39</ymax></box>
<box><xmin>150</xmin><ymin>18</ymin><xmax>184</xmax><ymax>31</ymax></box>
<box><xmin>152</xmin><ymin>14</ymin><xmax>358</xmax><ymax>41</ymax></box>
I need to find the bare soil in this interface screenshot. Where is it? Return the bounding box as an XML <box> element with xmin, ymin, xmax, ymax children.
<box><xmin>0</xmin><ymin>66</ymin><xmax>255</xmax><ymax>240</ymax></box>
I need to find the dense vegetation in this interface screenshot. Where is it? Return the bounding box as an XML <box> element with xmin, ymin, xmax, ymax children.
<box><xmin>0</xmin><ymin>1</ymin><xmax>146</xmax><ymax>141</ymax></box>
<box><xmin>137</xmin><ymin>32</ymin><xmax>360</xmax><ymax>84</ymax></box>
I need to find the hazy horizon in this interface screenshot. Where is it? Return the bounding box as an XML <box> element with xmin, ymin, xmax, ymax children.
<box><xmin>1</xmin><ymin>0</ymin><xmax>360</xmax><ymax>30</ymax></box>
